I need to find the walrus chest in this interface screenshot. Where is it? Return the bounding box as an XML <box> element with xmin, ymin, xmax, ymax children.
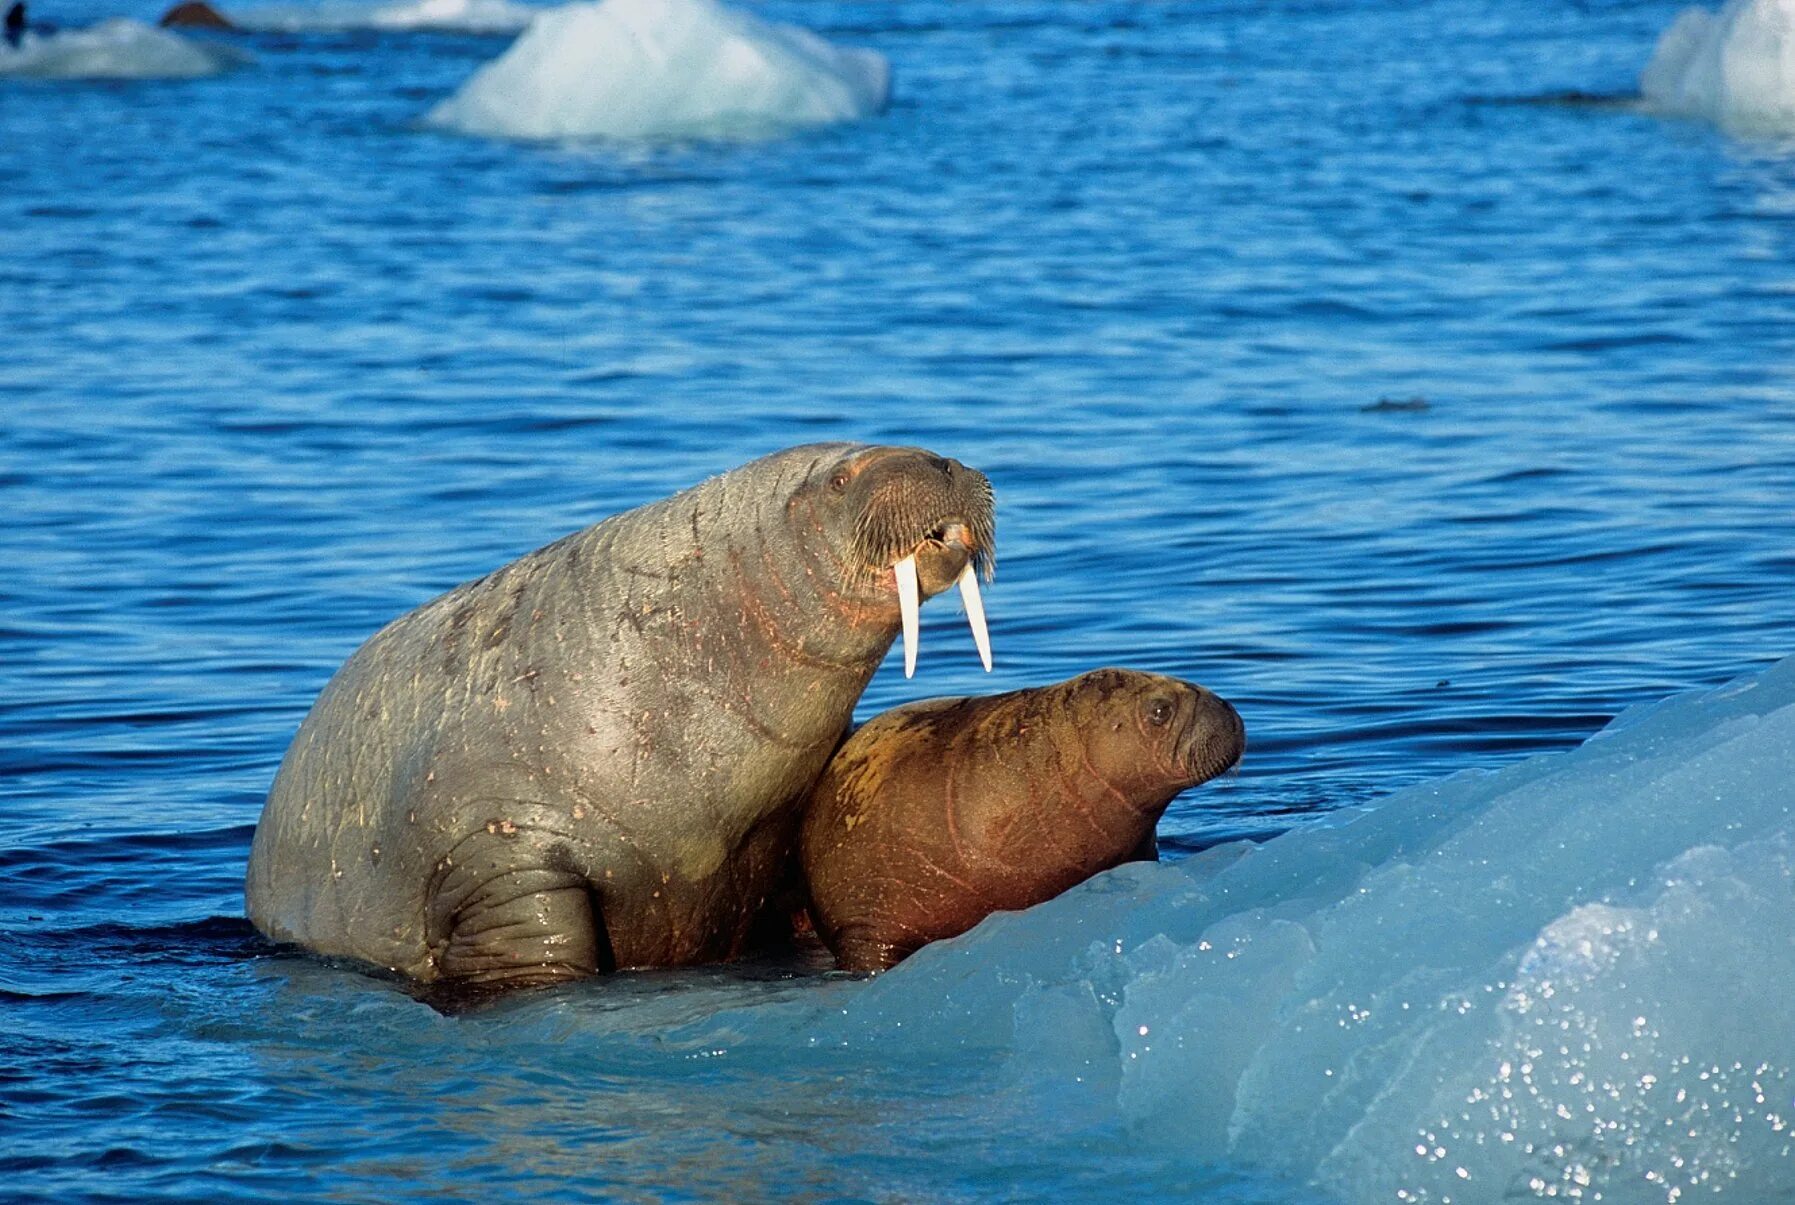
<box><xmin>595</xmin><ymin>803</ymin><xmax>800</xmax><ymax>968</ymax></box>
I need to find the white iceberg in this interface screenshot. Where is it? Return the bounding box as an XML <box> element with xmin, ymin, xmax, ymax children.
<box><xmin>1642</xmin><ymin>0</ymin><xmax>1795</xmax><ymax>133</ymax></box>
<box><xmin>0</xmin><ymin>18</ymin><xmax>244</xmax><ymax>78</ymax></box>
<box><xmin>425</xmin><ymin>0</ymin><xmax>890</xmax><ymax>141</ymax></box>
<box><xmin>233</xmin><ymin>0</ymin><xmax>541</xmax><ymax>35</ymax></box>
<box><xmin>617</xmin><ymin>653</ymin><xmax>1795</xmax><ymax>1201</ymax></box>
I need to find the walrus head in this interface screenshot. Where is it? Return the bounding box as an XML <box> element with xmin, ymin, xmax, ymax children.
<box><xmin>800</xmin><ymin>444</ymin><xmax>996</xmax><ymax>678</ymax></box>
<box><xmin>1070</xmin><ymin>668</ymin><xmax>1246</xmax><ymax>806</ymax></box>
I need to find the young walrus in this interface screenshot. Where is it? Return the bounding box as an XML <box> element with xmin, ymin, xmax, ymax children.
<box><xmin>798</xmin><ymin>668</ymin><xmax>1245</xmax><ymax>971</ymax></box>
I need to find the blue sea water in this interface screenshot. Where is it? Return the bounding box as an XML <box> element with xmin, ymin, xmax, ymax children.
<box><xmin>3</xmin><ymin>0</ymin><xmax>1794</xmax><ymax>1200</ymax></box>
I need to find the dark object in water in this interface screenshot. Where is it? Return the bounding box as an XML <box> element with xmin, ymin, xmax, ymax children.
<box><xmin>159</xmin><ymin>0</ymin><xmax>235</xmax><ymax>29</ymax></box>
<box><xmin>5</xmin><ymin>1</ymin><xmax>26</xmax><ymax>48</ymax></box>
<box><xmin>1361</xmin><ymin>396</ymin><xmax>1430</xmax><ymax>413</ymax></box>
<box><xmin>1468</xmin><ymin>90</ymin><xmax>1637</xmax><ymax>111</ymax></box>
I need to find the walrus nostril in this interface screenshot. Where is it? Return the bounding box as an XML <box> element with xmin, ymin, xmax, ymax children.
<box><xmin>931</xmin><ymin>521</ymin><xmax>972</xmax><ymax>549</ymax></box>
<box><xmin>1173</xmin><ymin>692</ymin><xmax>1245</xmax><ymax>781</ymax></box>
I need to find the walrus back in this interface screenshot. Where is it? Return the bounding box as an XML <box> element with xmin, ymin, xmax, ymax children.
<box><xmin>244</xmin><ymin>533</ymin><xmax>593</xmax><ymax>974</ymax></box>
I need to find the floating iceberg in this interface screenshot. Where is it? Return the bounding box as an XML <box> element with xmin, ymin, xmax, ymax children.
<box><xmin>426</xmin><ymin>0</ymin><xmax>890</xmax><ymax>141</ymax></box>
<box><xmin>0</xmin><ymin>18</ymin><xmax>244</xmax><ymax>78</ymax></box>
<box><xmin>232</xmin><ymin>0</ymin><xmax>541</xmax><ymax>35</ymax></box>
<box><xmin>1642</xmin><ymin>0</ymin><xmax>1795</xmax><ymax>133</ymax></box>
<box><xmin>632</xmin><ymin>654</ymin><xmax>1795</xmax><ymax>1201</ymax></box>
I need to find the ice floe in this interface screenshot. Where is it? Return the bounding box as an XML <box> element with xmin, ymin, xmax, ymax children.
<box><xmin>644</xmin><ymin>654</ymin><xmax>1795</xmax><ymax>1200</ymax></box>
<box><xmin>426</xmin><ymin>0</ymin><xmax>889</xmax><ymax>141</ymax></box>
<box><xmin>1643</xmin><ymin>0</ymin><xmax>1795</xmax><ymax>133</ymax></box>
<box><xmin>0</xmin><ymin>18</ymin><xmax>244</xmax><ymax>78</ymax></box>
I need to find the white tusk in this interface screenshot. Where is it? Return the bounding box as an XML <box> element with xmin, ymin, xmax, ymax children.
<box><xmin>894</xmin><ymin>554</ymin><xmax>920</xmax><ymax>678</ymax></box>
<box><xmin>957</xmin><ymin>561</ymin><xmax>992</xmax><ymax>672</ymax></box>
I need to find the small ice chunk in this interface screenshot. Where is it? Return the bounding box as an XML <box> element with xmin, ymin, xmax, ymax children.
<box><xmin>363</xmin><ymin>0</ymin><xmax>535</xmax><ymax>32</ymax></box>
<box><xmin>233</xmin><ymin>0</ymin><xmax>541</xmax><ymax>35</ymax></box>
<box><xmin>0</xmin><ymin>18</ymin><xmax>244</xmax><ymax>79</ymax></box>
<box><xmin>1641</xmin><ymin>0</ymin><xmax>1795</xmax><ymax>133</ymax></box>
<box><xmin>425</xmin><ymin>0</ymin><xmax>890</xmax><ymax>141</ymax></box>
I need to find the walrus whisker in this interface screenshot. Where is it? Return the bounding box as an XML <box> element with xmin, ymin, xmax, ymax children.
<box><xmin>846</xmin><ymin>466</ymin><xmax>996</xmax><ymax>592</ymax></box>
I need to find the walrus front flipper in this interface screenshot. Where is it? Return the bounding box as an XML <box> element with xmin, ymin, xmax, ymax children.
<box><xmin>438</xmin><ymin>867</ymin><xmax>614</xmax><ymax>986</ymax></box>
<box><xmin>830</xmin><ymin>930</ymin><xmax>911</xmax><ymax>973</ymax></box>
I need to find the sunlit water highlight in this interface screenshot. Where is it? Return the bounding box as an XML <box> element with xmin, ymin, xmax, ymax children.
<box><xmin>4</xmin><ymin>0</ymin><xmax>1795</xmax><ymax>1199</ymax></box>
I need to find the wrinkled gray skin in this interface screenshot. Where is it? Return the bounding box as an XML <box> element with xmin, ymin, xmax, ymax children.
<box><xmin>246</xmin><ymin>443</ymin><xmax>995</xmax><ymax>987</ymax></box>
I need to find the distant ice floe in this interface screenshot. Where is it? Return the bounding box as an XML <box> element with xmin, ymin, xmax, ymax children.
<box><xmin>1642</xmin><ymin>0</ymin><xmax>1795</xmax><ymax>133</ymax></box>
<box><xmin>0</xmin><ymin>18</ymin><xmax>245</xmax><ymax>78</ymax></box>
<box><xmin>426</xmin><ymin>0</ymin><xmax>890</xmax><ymax>141</ymax></box>
<box><xmin>232</xmin><ymin>0</ymin><xmax>541</xmax><ymax>35</ymax></box>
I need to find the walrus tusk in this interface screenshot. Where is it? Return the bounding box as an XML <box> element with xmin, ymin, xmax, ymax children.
<box><xmin>957</xmin><ymin>562</ymin><xmax>992</xmax><ymax>672</ymax></box>
<box><xmin>895</xmin><ymin>554</ymin><xmax>920</xmax><ymax>678</ymax></box>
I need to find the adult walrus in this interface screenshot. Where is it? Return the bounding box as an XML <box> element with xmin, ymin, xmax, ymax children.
<box><xmin>798</xmin><ymin>669</ymin><xmax>1244</xmax><ymax>971</ymax></box>
<box><xmin>246</xmin><ymin>443</ymin><xmax>996</xmax><ymax>987</ymax></box>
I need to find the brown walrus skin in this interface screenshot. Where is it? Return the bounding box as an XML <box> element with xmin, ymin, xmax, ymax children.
<box><xmin>798</xmin><ymin>669</ymin><xmax>1245</xmax><ymax>972</ymax></box>
<box><xmin>246</xmin><ymin>444</ymin><xmax>996</xmax><ymax>987</ymax></box>
<box><xmin>158</xmin><ymin>1</ymin><xmax>234</xmax><ymax>28</ymax></box>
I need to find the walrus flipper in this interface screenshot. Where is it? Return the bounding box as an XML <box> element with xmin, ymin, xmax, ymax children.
<box><xmin>829</xmin><ymin>929</ymin><xmax>912</xmax><ymax>974</ymax></box>
<box><xmin>425</xmin><ymin>821</ymin><xmax>616</xmax><ymax>986</ymax></box>
<box><xmin>438</xmin><ymin>868</ymin><xmax>611</xmax><ymax>986</ymax></box>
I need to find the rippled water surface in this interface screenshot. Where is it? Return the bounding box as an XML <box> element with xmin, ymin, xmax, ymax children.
<box><xmin>5</xmin><ymin>0</ymin><xmax>1794</xmax><ymax>1199</ymax></box>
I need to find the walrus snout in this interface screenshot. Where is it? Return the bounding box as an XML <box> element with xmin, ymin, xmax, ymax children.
<box><xmin>847</xmin><ymin>450</ymin><xmax>995</xmax><ymax>576</ymax></box>
<box><xmin>1174</xmin><ymin>688</ymin><xmax>1246</xmax><ymax>785</ymax></box>
<box><xmin>838</xmin><ymin>446</ymin><xmax>996</xmax><ymax>678</ymax></box>
<box><xmin>909</xmin><ymin>522</ymin><xmax>977</xmax><ymax>592</ymax></box>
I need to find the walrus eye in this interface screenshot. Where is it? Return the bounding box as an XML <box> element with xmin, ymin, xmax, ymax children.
<box><xmin>829</xmin><ymin>472</ymin><xmax>849</xmax><ymax>493</ymax></box>
<box><xmin>1147</xmin><ymin>699</ymin><xmax>1173</xmax><ymax>726</ymax></box>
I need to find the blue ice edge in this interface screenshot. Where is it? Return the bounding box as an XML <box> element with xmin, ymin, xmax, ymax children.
<box><xmin>664</xmin><ymin>653</ymin><xmax>1795</xmax><ymax>1200</ymax></box>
